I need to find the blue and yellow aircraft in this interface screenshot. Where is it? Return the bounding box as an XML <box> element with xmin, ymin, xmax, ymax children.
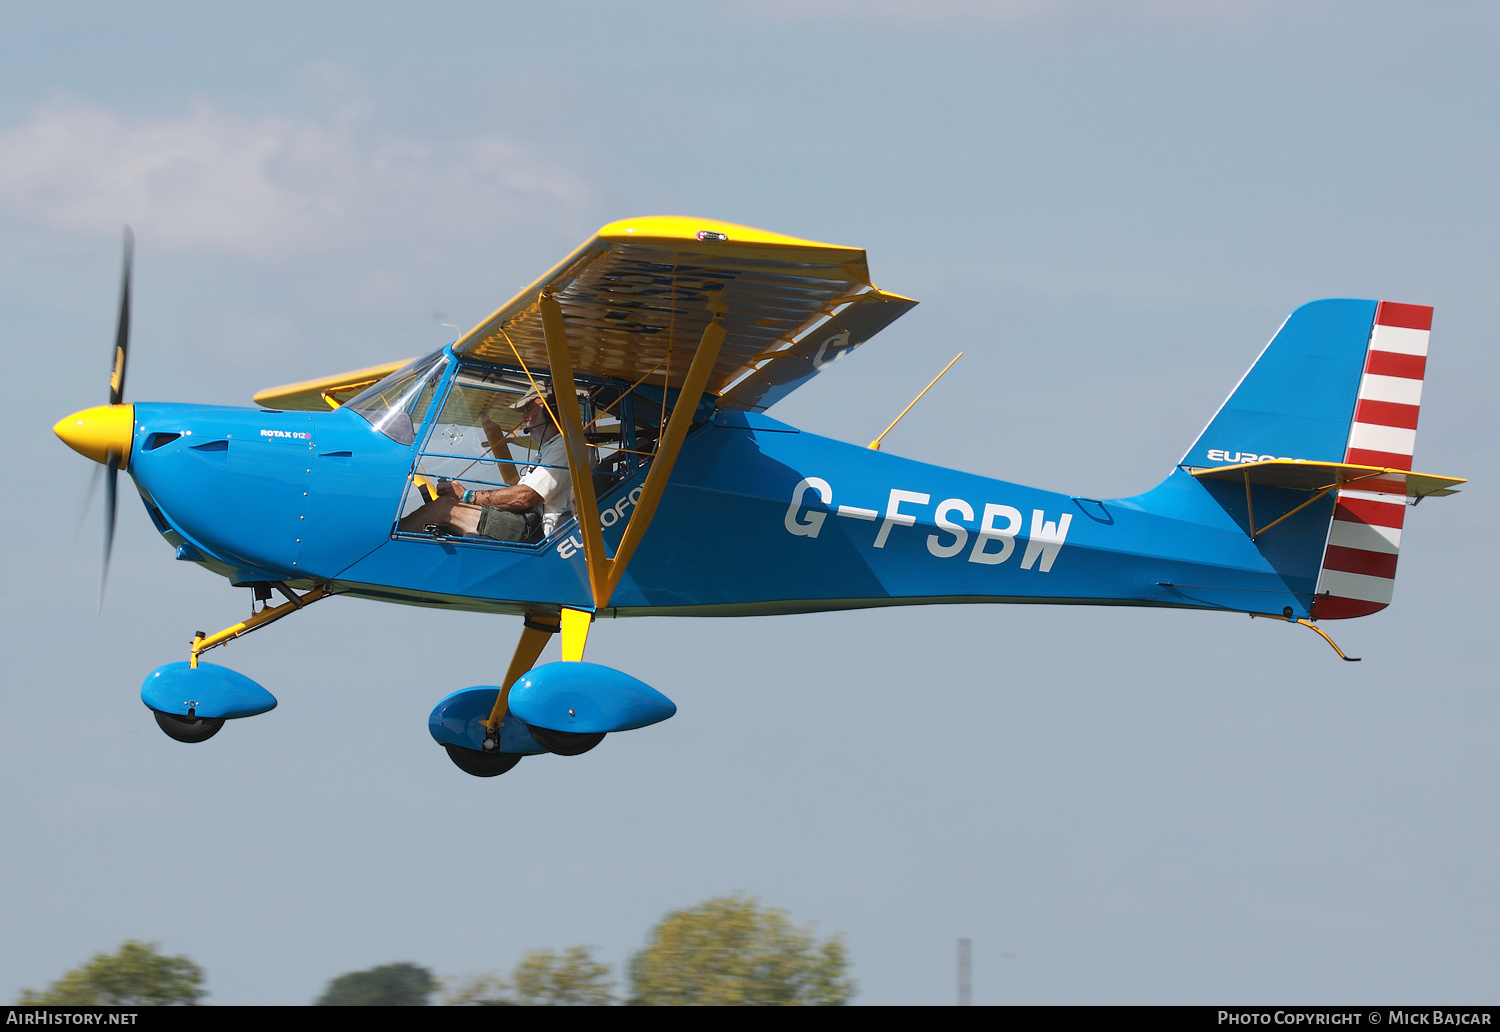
<box><xmin>55</xmin><ymin>218</ymin><xmax>1465</xmax><ymax>776</ymax></box>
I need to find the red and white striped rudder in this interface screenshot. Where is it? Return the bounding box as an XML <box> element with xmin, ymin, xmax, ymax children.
<box><xmin>1313</xmin><ymin>302</ymin><xmax>1431</xmax><ymax>620</ymax></box>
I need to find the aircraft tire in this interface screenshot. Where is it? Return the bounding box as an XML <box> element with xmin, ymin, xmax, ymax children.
<box><xmin>444</xmin><ymin>744</ymin><xmax>523</xmax><ymax>777</ymax></box>
<box><xmin>528</xmin><ymin>727</ymin><xmax>606</xmax><ymax>756</ymax></box>
<box><xmin>153</xmin><ymin>710</ymin><xmax>225</xmax><ymax>744</ymax></box>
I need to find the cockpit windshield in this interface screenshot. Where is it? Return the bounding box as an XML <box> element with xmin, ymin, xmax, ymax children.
<box><xmin>347</xmin><ymin>350</ymin><xmax>448</xmax><ymax>445</ymax></box>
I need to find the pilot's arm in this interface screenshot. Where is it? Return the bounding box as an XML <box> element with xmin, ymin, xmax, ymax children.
<box><xmin>444</xmin><ymin>480</ymin><xmax>541</xmax><ymax>511</ymax></box>
<box><xmin>448</xmin><ymin>431</ymin><xmax>572</xmax><ymax>534</ymax></box>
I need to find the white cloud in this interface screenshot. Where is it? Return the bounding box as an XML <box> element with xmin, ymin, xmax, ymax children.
<box><xmin>0</xmin><ymin>97</ymin><xmax>589</xmax><ymax>258</ymax></box>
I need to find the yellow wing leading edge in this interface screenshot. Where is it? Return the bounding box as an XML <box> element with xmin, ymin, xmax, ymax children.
<box><xmin>254</xmin><ymin>217</ymin><xmax>918</xmax><ymax>414</ymax></box>
<box><xmin>253</xmin><ymin>358</ymin><xmax>415</xmax><ymax>411</ymax></box>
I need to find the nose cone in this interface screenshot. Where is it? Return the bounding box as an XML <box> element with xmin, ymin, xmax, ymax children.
<box><xmin>54</xmin><ymin>404</ymin><xmax>134</xmax><ymax>468</ymax></box>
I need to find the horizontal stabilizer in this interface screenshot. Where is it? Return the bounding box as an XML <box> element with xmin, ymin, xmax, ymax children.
<box><xmin>1191</xmin><ymin>459</ymin><xmax>1464</xmax><ymax>499</ymax></box>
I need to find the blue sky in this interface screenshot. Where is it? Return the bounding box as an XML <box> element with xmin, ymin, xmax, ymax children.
<box><xmin>1</xmin><ymin>1</ymin><xmax>1495</xmax><ymax>1004</ymax></box>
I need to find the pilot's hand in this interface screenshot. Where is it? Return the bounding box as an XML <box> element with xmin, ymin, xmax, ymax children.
<box><xmin>442</xmin><ymin>480</ymin><xmax>465</xmax><ymax>499</ymax></box>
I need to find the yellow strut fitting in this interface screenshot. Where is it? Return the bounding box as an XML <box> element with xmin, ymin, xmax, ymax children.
<box><xmin>869</xmin><ymin>352</ymin><xmax>962</xmax><ymax>451</ymax></box>
<box><xmin>1249</xmin><ymin>610</ymin><xmax>1361</xmax><ymax>662</ymax></box>
<box><xmin>482</xmin><ymin>613</ymin><xmax>560</xmax><ymax>729</ymax></box>
<box><xmin>188</xmin><ymin>585</ymin><xmax>328</xmax><ymax>665</ymax></box>
<box><xmin>560</xmin><ymin>608</ymin><xmax>593</xmax><ymax>662</ymax></box>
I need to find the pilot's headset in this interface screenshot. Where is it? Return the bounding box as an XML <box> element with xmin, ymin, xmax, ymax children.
<box><xmin>511</xmin><ymin>385</ymin><xmax>554</xmax><ymax>437</ymax></box>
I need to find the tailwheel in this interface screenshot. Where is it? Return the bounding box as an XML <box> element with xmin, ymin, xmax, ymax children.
<box><xmin>153</xmin><ymin>710</ymin><xmax>225</xmax><ymax>744</ymax></box>
<box><xmin>444</xmin><ymin>744</ymin><xmax>523</xmax><ymax>778</ymax></box>
<box><xmin>528</xmin><ymin>727</ymin><xmax>605</xmax><ymax>756</ymax></box>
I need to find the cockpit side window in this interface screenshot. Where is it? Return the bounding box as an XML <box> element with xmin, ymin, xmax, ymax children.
<box><xmin>393</xmin><ymin>364</ymin><xmax>637</xmax><ymax>546</ymax></box>
<box><xmin>395</xmin><ymin>368</ymin><xmax>561</xmax><ymax>538</ymax></box>
<box><xmin>347</xmin><ymin>350</ymin><xmax>449</xmax><ymax>445</ymax></box>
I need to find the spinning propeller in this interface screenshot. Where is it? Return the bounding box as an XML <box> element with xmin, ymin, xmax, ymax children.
<box><xmin>54</xmin><ymin>227</ymin><xmax>136</xmax><ymax>607</ymax></box>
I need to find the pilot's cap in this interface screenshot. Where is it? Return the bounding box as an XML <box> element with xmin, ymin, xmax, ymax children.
<box><xmin>511</xmin><ymin>384</ymin><xmax>586</xmax><ymax>409</ymax></box>
<box><xmin>511</xmin><ymin>385</ymin><xmax>552</xmax><ymax>409</ymax></box>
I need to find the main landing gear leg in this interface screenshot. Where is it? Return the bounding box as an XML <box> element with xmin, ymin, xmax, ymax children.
<box><xmin>441</xmin><ymin>614</ymin><xmax>561</xmax><ymax>776</ymax></box>
<box><xmin>481</xmin><ymin>613</ymin><xmax>561</xmax><ymax>737</ymax></box>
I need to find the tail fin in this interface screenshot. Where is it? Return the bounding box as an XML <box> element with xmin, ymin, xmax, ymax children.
<box><xmin>1183</xmin><ymin>298</ymin><xmax>1378</xmax><ymax>468</ymax></box>
<box><xmin>1183</xmin><ymin>299</ymin><xmax>1439</xmax><ymax>620</ymax></box>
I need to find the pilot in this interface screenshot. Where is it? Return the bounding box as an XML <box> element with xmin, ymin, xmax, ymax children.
<box><xmin>440</xmin><ymin>386</ymin><xmax>574</xmax><ymax>542</ymax></box>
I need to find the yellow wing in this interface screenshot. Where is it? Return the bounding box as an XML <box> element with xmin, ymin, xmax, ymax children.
<box><xmin>254</xmin><ymin>217</ymin><xmax>916</xmax><ymax>412</ymax></box>
<box><xmin>253</xmin><ymin>358</ymin><xmax>415</xmax><ymax>411</ymax></box>
<box><xmin>452</xmin><ymin>216</ymin><xmax>917</xmax><ymax>411</ymax></box>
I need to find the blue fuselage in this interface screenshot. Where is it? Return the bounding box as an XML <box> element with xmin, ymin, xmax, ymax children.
<box><xmin>125</xmin><ymin>393</ymin><xmax>1331</xmax><ymax>622</ymax></box>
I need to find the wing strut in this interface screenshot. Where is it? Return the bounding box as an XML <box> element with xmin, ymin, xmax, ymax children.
<box><xmin>539</xmin><ymin>293</ymin><xmax>727</xmax><ymax>611</ymax></box>
<box><xmin>541</xmin><ymin>294</ymin><xmax>610</xmax><ymax>608</ymax></box>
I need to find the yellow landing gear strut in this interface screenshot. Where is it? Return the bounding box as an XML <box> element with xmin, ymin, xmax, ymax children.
<box><xmin>188</xmin><ymin>583</ymin><xmax>328</xmax><ymax>668</ymax></box>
